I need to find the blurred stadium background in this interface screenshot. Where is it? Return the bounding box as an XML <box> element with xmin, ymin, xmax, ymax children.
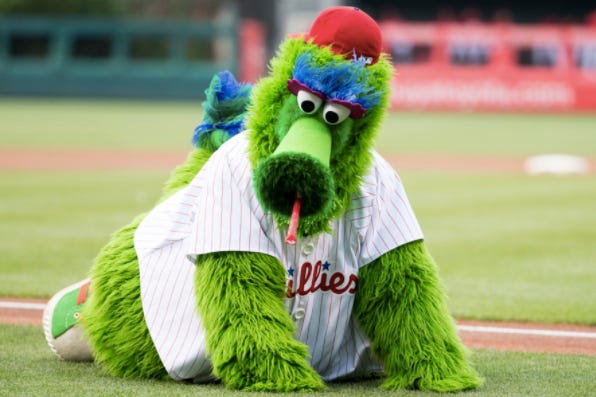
<box><xmin>1</xmin><ymin>0</ymin><xmax>596</xmax><ymax>109</ymax></box>
<box><xmin>1</xmin><ymin>3</ymin><xmax>596</xmax><ymax>394</ymax></box>
<box><xmin>1</xmin><ymin>0</ymin><xmax>595</xmax><ymax>322</ymax></box>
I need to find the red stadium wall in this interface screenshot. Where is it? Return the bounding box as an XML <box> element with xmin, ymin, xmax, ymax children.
<box><xmin>239</xmin><ymin>19</ymin><xmax>267</xmax><ymax>84</ymax></box>
<box><xmin>380</xmin><ymin>21</ymin><xmax>596</xmax><ymax>111</ymax></box>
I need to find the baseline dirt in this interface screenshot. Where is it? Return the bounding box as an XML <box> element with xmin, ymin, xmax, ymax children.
<box><xmin>458</xmin><ymin>319</ymin><xmax>596</xmax><ymax>356</ymax></box>
<box><xmin>0</xmin><ymin>298</ymin><xmax>47</xmax><ymax>325</ymax></box>
<box><xmin>0</xmin><ymin>149</ymin><xmax>187</xmax><ymax>171</ymax></box>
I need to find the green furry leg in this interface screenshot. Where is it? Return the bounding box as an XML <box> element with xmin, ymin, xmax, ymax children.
<box><xmin>354</xmin><ymin>240</ymin><xmax>483</xmax><ymax>392</ymax></box>
<box><xmin>81</xmin><ymin>148</ymin><xmax>212</xmax><ymax>379</ymax></box>
<box><xmin>194</xmin><ymin>252</ymin><xmax>326</xmax><ymax>392</ymax></box>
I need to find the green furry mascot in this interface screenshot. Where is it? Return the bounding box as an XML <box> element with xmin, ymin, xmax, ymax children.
<box><xmin>43</xmin><ymin>6</ymin><xmax>482</xmax><ymax>392</ymax></box>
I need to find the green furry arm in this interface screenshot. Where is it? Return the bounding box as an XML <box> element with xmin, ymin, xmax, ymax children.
<box><xmin>354</xmin><ymin>240</ymin><xmax>483</xmax><ymax>392</ymax></box>
<box><xmin>194</xmin><ymin>251</ymin><xmax>325</xmax><ymax>392</ymax></box>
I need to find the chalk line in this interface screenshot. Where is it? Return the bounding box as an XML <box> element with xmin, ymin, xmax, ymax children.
<box><xmin>2</xmin><ymin>299</ymin><xmax>596</xmax><ymax>340</ymax></box>
<box><xmin>458</xmin><ymin>325</ymin><xmax>596</xmax><ymax>339</ymax></box>
<box><xmin>0</xmin><ymin>301</ymin><xmax>47</xmax><ymax>310</ymax></box>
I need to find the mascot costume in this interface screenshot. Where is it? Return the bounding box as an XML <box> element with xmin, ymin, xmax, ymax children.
<box><xmin>43</xmin><ymin>7</ymin><xmax>483</xmax><ymax>392</ymax></box>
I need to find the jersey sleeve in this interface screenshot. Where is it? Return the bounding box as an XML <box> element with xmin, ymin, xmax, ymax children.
<box><xmin>186</xmin><ymin>135</ymin><xmax>278</xmax><ymax>262</ymax></box>
<box><xmin>358</xmin><ymin>152</ymin><xmax>424</xmax><ymax>267</ymax></box>
<box><xmin>133</xmin><ymin>134</ymin><xmax>278</xmax><ymax>381</ymax></box>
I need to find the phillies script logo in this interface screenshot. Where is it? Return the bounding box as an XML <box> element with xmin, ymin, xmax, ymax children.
<box><xmin>286</xmin><ymin>260</ymin><xmax>358</xmax><ymax>298</ymax></box>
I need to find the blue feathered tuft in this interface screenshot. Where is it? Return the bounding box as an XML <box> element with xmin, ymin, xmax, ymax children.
<box><xmin>292</xmin><ymin>52</ymin><xmax>381</xmax><ymax>110</ymax></box>
<box><xmin>192</xmin><ymin>71</ymin><xmax>252</xmax><ymax>149</ymax></box>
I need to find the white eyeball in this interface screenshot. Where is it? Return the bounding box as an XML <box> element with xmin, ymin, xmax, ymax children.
<box><xmin>322</xmin><ymin>102</ymin><xmax>351</xmax><ymax>125</ymax></box>
<box><xmin>297</xmin><ymin>90</ymin><xmax>323</xmax><ymax>114</ymax></box>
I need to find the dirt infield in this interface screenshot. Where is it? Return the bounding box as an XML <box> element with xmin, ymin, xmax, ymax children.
<box><xmin>457</xmin><ymin>319</ymin><xmax>596</xmax><ymax>356</ymax></box>
<box><xmin>0</xmin><ymin>298</ymin><xmax>46</xmax><ymax>326</ymax></box>
<box><xmin>2</xmin><ymin>148</ymin><xmax>595</xmax><ymax>174</ymax></box>
<box><xmin>1</xmin><ymin>299</ymin><xmax>595</xmax><ymax>356</ymax></box>
<box><xmin>0</xmin><ymin>149</ymin><xmax>188</xmax><ymax>171</ymax></box>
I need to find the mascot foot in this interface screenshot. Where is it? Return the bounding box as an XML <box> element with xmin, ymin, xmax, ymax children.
<box><xmin>225</xmin><ymin>360</ymin><xmax>326</xmax><ymax>393</ymax></box>
<box><xmin>382</xmin><ymin>368</ymin><xmax>483</xmax><ymax>392</ymax></box>
<box><xmin>218</xmin><ymin>337</ymin><xmax>326</xmax><ymax>392</ymax></box>
<box><xmin>43</xmin><ymin>279</ymin><xmax>93</xmax><ymax>361</ymax></box>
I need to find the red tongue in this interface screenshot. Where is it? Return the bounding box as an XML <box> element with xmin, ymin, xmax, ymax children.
<box><xmin>285</xmin><ymin>197</ymin><xmax>302</xmax><ymax>245</ymax></box>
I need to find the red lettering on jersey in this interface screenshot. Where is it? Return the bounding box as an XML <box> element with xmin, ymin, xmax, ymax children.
<box><xmin>287</xmin><ymin>261</ymin><xmax>358</xmax><ymax>297</ymax></box>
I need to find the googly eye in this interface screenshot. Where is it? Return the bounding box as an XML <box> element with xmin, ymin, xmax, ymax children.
<box><xmin>322</xmin><ymin>102</ymin><xmax>351</xmax><ymax>125</ymax></box>
<box><xmin>297</xmin><ymin>90</ymin><xmax>323</xmax><ymax>114</ymax></box>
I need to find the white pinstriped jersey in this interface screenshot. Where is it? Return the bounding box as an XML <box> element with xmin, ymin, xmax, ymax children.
<box><xmin>134</xmin><ymin>132</ymin><xmax>424</xmax><ymax>382</ymax></box>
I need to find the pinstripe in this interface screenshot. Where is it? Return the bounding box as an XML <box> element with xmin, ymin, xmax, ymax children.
<box><xmin>380</xmin><ymin>180</ymin><xmax>415</xmax><ymax>238</ymax></box>
<box><xmin>135</xmin><ymin>132</ymin><xmax>423</xmax><ymax>382</ymax></box>
<box><xmin>155</xmin><ymin>246</ymin><xmax>186</xmax><ymax>357</ymax></box>
<box><xmin>143</xmin><ymin>244</ymin><xmax>167</xmax><ymax>323</ymax></box>
<box><xmin>159</xmin><ymin>249</ymin><xmax>194</xmax><ymax>367</ymax></box>
<box><xmin>377</xmin><ymin>191</ymin><xmax>408</xmax><ymax>242</ymax></box>
<box><xmin>153</xmin><ymin>247</ymin><xmax>187</xmax><ymax>360</ymax></box>
<box><xmin>167</xmin><ymin>276</ymin><xmax>205</xmax><ymax>379</ymax></box>
<box><xmin>321</xmin><ymin>294</ymin><xmax>343</xmax><ymax>377</ymax></box>
<box><xmin>320</xmin><ymin>294</ymin><xmax>335</xmax><ymax>375</ymax></box>
<box><xmin>151</xmin><ymin>244</ymin><xmax>177</xmax><ymax>339</ymax></box>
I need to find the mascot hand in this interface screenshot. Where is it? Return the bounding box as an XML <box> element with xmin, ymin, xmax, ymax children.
<box><xmin>214</xmin><ymin>322</ymin><xmax>326</xmax><ymax>392</ymax></box>
<box><xmin>354</xmin><ymin>241</ymin><xmax>483</xmax><ymax>392</ymax></box>
<box><xmin>195</xmin><ymin>252</ymin><xmax>325</xmax><ymax>392</ymax></box>
<box><xmin>382</xmin><ymin>365</ymin><xmax>482</xmax><ymax>392</ymax></box>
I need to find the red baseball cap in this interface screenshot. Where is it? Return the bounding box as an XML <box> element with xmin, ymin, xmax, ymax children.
<box><xmin>305</xmin><ymin>6</ymin><xmax>382</xmax><ymax>65</ymax></box>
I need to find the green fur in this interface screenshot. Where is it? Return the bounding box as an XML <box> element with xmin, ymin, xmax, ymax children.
<box><xmin>194</xmin><ymin>251</ymin><xmax>326</xmax><ymax>392</ymax></box>
<box><xmin>82</xmin><ymin>147</ymin><xmax>213</xmax><ymax>378</ymax></box>
<box><xmin>253</xmin><ymin>152</ymin><xmax>335</xmax><ymax>217</ymax></box>
<box><xmin>196</xmin><ymin>129</ymin><xmax>232</xmax><ymax>155</ymax></box>
<box><xmin>246</xmin><ymin>38</ymin><xmax>393</xmax><ymax>236</ymax></box>
<box><xmin>354</xmin><ymin>240</ymin><xmax>484</xmax><ymax>391</ymax></box>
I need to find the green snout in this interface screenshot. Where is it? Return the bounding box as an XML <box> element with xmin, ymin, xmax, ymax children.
<box><xmin>254</xmin><ymin>117</ymin><xmax>335</xmax><ymax>218</ymax></box>
<box><xmin>272</xmin><ymin>117</ymin><xmax>331</xmax><ymax>165</ymax></box>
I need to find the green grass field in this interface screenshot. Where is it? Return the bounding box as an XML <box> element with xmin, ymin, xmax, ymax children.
<box><xmin>1</xmin><ymin>325</ymin><xmax>595</xmax><ymax>397</ymax></box>
<box><xmin>2</xmin><ymin>98</ymin><xmax>596</xmax><ymax>155</ymax></box>
<box><xmin>1</xmin><ymin>99</ymin><xmax>595</xmax><ymax>396</ymax></box>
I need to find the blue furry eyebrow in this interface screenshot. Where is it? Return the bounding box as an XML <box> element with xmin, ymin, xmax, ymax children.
<box><xmin>291</xmin><ymin>52</ymin><xmax>381</xmax><ymax>111</ymax></box>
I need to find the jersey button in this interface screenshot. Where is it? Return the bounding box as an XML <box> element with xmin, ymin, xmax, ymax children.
<box><xmin>302</xmin><ymin>243</ymin><xmax>314</xmax><ymax>256</ymax></box>
<box><xmin>293</xmin><ymin>308</ymin><xmax>306</xmax><ymax>320</ymax></box>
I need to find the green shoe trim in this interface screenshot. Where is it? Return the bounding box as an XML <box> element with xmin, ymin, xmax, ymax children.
<box><xmin>51</xmin><ymin>282</ymin><xmax>89</xmax><ymax>338</ymax></box>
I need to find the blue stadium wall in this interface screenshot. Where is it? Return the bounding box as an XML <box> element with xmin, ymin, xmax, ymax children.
<box><xmin>0</xmin><ymin>16</ymin><xmax>238</xmax><ymax>100</ymax></box>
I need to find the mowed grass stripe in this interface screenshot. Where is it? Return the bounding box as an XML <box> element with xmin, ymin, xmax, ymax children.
<box><xmin>2</xmin><ymin>324</ymin><xmax>595</xmax><ymax>397</ymax></box>
<box><xmin>2</xmin><ymin>98</ymin><xmax>596</xmax><ymax>156</ymax></box>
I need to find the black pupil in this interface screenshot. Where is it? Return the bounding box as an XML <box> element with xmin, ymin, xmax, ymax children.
<box><xmin>301</xmin><ymin>100</ymin><xmax>315</xmax><ymax>113</ymax></box>
<box><xmin>325</xmin><ymin>111</ymin><xmax>339</xmax><ymax>124</ymax></box>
